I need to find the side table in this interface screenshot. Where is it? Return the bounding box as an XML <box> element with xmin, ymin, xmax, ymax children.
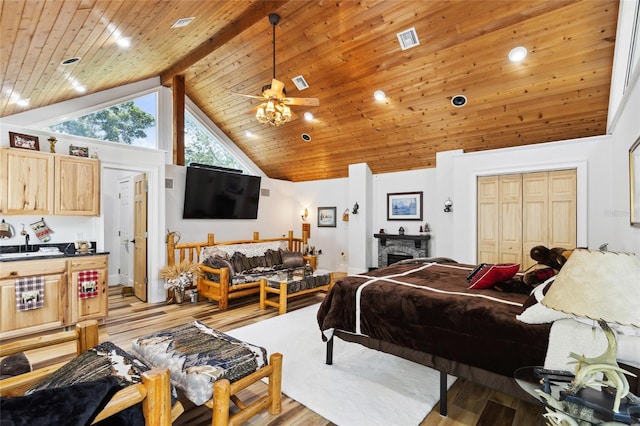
<box><xmin>515</xmin><ymin>366</ymin><xmax>639</xmax><ymax>425</ymax></box>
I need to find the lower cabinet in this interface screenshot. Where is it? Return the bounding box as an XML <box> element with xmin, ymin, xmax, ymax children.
<box><xmin>0</xmin><ymin>259</ymin><xmax>68</xmax><ymax>339</ymax></box>
<box><xmin>69</xmin><ymin>255</ymin><xmax>108</xmax><ymax>323</ymax></box>
<box><xmin>0</xmin><ymin>255</ymin><xmax>108</xmax><ymax>339</ymax></box>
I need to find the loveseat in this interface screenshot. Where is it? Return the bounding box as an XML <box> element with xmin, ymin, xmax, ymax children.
<box><xmin>166</xmin><ymin>231</ymin><xmax>320</xmax><ymax>310</ymax></box>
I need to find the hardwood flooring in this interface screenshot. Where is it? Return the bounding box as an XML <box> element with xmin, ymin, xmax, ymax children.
<box><xmin>10</xmin><ymin>286</ymin><xmax>546</xmax><ymax>426</ymax></box>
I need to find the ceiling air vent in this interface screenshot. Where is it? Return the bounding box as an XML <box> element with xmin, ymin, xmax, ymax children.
<box><xmin>397</xmin><ymin>27</ymin><xmax>420</xmax><ymax>51</ymax></box>
<box><xmin>292</xmin><ymin>75</ymin><xmax>309</xmax><ymax>91</ymax></box>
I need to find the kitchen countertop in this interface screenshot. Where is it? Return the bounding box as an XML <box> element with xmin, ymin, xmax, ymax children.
<box><xmin>0</xmin><ymin>242</ymin><xmax>109</xmax><ymax>262</ymax></box>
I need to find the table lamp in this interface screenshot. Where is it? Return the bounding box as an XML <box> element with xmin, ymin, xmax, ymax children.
<box><xmin>541</xmin><ymin>248</ymin><xmax>640</xmax><ymax>413</ymax></box>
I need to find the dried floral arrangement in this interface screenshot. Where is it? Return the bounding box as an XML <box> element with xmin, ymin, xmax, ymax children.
<box><xmin>160</xmin><ymin>260</ymin><xmax>201</xmax><ymax>291</ymax></box>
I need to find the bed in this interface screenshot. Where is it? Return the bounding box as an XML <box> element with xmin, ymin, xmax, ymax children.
<box><xmin>317</xmin><ymin>260</ymin><xmax>554</xmax><ymax>414</ymax></box>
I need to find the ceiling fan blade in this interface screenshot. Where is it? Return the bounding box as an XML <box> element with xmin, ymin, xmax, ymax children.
<box><xmin>283</xmin><ymin>97</ymin><xmax>320</xmax><ymax>106</ymax></box>
<box><xmin>231</xmin><ymin>92</ymin><xmax>265</xmax><ymax>100</ymax></box>
<box><xmin>271</xmin><ymin>79</ymin><xmax>285</xmax><ymax>96</ymax></box>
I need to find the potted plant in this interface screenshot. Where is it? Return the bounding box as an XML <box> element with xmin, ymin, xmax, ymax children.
<box><xmin>160</xmin><ymin>260</ymin><xmax>201</xmax><ymax>303</ymax></box>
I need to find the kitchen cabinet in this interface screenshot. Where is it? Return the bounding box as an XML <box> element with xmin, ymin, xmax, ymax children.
<box><xmin>0</xmin><ymin>148</ymin><xmax>54</xmax><ymax>215</ymax></box>
<box><xmin>0</xmin><ymin>258</ymin><xmax>67</xmax><ymax>339</ymax></box>
<box><xmin>0</xmin><ymin>147</ymin><xmax>100</xmax><ymax>216</ymax></box>
<box><xmin>69</xmin><ymin>255</ymin><xmax>108</xmax><ymax>323</ymax></box>
<box><xmin>55</xmin><ymin>155</ymin><xmax>100</xmax><ymax>216</ymax></box>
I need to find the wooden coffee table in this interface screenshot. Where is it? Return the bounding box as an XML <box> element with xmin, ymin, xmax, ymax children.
<box><xmin>260</xmin><ymin>271</ymin><xmax>333</xmax><ymax>314</ymax></box>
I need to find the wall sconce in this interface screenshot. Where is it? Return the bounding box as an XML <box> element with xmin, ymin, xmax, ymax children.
<box><xmin>352</xmin><ymin>202</ymin><xmax>359</xmax><ymax>214</ymax></box>
<box><xmin>444</xmin><ymin>198</ymin><xmax>453</xmax><ymax>213</ymax></box>
<box><xmin>301</xmin><ymin>208</ymin><xmax>308</xmax><ymax>221</ymax></box>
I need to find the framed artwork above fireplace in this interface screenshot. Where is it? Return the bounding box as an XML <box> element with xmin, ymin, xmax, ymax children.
<box><xmin>387</xmin><ymin>191</ymin><xmax>423</xmax><ymax>220</ymax></box>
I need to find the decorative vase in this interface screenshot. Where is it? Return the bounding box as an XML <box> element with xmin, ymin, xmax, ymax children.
<box><xmin>174</xmin><ymin>289</ymin><xmax>185</xmax><ymax>304</ymax></box>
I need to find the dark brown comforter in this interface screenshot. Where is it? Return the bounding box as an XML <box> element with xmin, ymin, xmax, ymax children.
<box><xmin>317</xmin><ymin>262</ymin><xmax>551</xmax><ymax>378</ymax></box>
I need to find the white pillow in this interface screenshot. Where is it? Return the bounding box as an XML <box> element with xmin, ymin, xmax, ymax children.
<box><xmin>516</xmin><ymin>277</ymin><xmax>574</xmax><ymax>324</ymax></box>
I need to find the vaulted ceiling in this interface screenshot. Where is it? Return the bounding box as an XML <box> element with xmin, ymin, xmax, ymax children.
<box><xmin>0</xmin><ymin>0</ymin><xmax>619</xmax><ymax>182</ymax></box>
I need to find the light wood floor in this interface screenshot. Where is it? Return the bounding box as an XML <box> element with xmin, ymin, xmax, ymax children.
<box><xmin>13</xmin><ymin>286</ymin><xmax>546</xmax><ymax>426</ymax></box>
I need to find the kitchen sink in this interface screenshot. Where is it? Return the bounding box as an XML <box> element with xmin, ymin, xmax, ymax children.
<box><xmin>0</xmin><ymin>251</ymin><xmax>65</xmax><ymax>260</ymax></box>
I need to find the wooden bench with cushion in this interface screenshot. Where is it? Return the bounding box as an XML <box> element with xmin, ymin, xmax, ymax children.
<box><xmin>130</xmin><ymin>321</ymin><xmax>283</xmax><ymax>426</ymax></box>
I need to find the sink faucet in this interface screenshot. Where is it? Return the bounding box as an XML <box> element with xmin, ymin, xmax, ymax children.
<box><xmin>24</xmin><ymin>233</ymin><xmax>30</xmax><ymax>252</ymax></box>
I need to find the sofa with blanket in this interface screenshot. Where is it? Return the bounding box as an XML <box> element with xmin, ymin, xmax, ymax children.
<box><xmin>166</xmin><ymin>231</ymin><xmax>319</xmax><ymax>310</ymax></box>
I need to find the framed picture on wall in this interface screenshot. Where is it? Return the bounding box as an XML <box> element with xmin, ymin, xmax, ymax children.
<box><xmin>317</xmin><ymin>207</ymin><xmax>337</xmax><ymax>227</ymax></box>
<box><xmin>387</xmin><ymin>191</ymin><xmax>423</xmax><ymax>220</ymax></box>
<box><xmin>9</xmin><ymin>132</ymin><xmax>39</xmax><ymax>150</ymax></box>
<box><xmin>630</xmin><ymin>136</ymin><xmax>640</xmax><ymax>226</ymax></box>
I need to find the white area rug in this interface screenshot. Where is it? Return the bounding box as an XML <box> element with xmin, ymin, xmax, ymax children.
<box><xmin>227</xmin><ymin>303</ymin><xmax>456</xmax><ymax>426</ymax></box>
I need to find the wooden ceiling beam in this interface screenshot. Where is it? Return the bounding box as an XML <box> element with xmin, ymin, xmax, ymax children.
<box><xmin>160</xmin><ymin>0</ymin><xmax>291</xmax><ymax>86</ymax></box>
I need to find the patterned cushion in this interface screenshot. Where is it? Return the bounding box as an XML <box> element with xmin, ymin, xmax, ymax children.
<box><xmin>130</xmin><ymin>321</ymin><xmax>267</xmax><ymax>406</ymax></box>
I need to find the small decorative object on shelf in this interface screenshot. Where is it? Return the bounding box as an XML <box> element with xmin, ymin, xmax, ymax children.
<box><xmin>160</xmin><ymin>260</ymin><xmax>201</xmax><ymax>304</ymax></box>
<box><xmin>304</xmin><ymin>261</ymin><xmax>313</xmax><ymax>277</ymax></box>
<box><xmin>398</xmin><ymin>226</ymin><xmax>405</xmax><ymax>235</ymax></box>
<box><xmin>47</xmin><ymin>136</ymin><xmax>57</xmax><ymax>153</ymax></box>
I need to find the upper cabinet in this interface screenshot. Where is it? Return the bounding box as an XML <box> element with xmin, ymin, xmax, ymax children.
<box><xmin>0</xmin><ymin>148</ymin><xmax>55</xmax><ymax>215</ymax></box>
<box><xmin>55</xmin><ymin>155</ymin><xmax>100</xmax><ymax>216</ymax></box>
<box><xmin>0</xmin><ymin>148</ymin><xmax>100</xmax><ymax>216</ymax></box>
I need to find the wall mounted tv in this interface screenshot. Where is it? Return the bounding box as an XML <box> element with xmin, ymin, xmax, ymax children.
<box><xmin>183</xmin><ymin>165</ymin><xmax>261</xmax><ymax>219</ymax></box>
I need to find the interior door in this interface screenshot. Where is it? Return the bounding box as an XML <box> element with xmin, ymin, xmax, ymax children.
<box><xmin>118</xmin><ymin>178</ymin><xmax>133</xmax><ymax>286</ymax></box>
<box><xmin>133</xmin><ymin>173</ymin><xmax>148</xmax><ymax>301</ymax></box>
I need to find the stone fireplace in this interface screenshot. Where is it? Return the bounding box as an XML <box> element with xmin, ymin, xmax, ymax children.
<box><xmin>374</xmin><ymin>233</ymin><xmax>430</xmax><ymax>268</ymax></box>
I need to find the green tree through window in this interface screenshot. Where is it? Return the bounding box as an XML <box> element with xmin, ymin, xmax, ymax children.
<box><xmin>49</xmin><ymin>98</ymin><xmax>155</xmax><ymax>146</ymax></box>
<box><xmin>184</xmin><ymin>111</ymin><xmax>244</xmax><ymax>170</ymax></box>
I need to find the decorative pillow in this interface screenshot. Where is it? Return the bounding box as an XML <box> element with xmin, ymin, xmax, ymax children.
<box><xmin>516</xmin><ymin>277</ymin><xmax>574</xmax><ymax>324</ymax></box>
<box><xmin>230</xmin><ymin>252</ymin><xmax>250</xmax><ymax>274</ymax></box>
<box><xmin>203</xmin><ymin>255</ymin><xmax>235</xmax><ymax>279</ymax></box>
<box><xmin>280</xmin><ymin>250</ymin><xmax>305</xmax><ymax>269</ymax></box>
<box><xmin>467</xmin><ymin>263</ymin><xmax>520</xmax><ymax>289</ymax></box>
<box><xmin>264</xmin><ymin>248</ymin><xmax>283</xmax><ymax>267</ymax></box>
<box><xmin>0</xmin><ymin>352</ymin><xmax>31</xmax><ymax>380</ymax></box>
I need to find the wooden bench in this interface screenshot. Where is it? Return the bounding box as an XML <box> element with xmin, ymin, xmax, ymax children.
<box><xmin>0</xmin><ymin>320</ymin><xmax>183</xmax><ymax>425</ymax></box>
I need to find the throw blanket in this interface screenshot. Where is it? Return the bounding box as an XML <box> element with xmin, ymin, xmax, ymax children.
<box><xmin>78</xmin><ymin>270</ymin><xmax>99</xmax><ymax>299</ymax></box>
<box><xmin>15</xmin><ymin>276</ymin><xmax>44</xmax><ymax>311</ymax></box>
<box><xmin>1</xmin><ymin>376</ymin><xmax>136</xmax><ymax>426</ymax></box>
<box><xmin>131</xmin><ymin>321</ymin><xmax>267</xmax><ymax>406</ymax></box>
<box><xmin>317</xmin><ymin>262</ymin><xmax>551</xmax><ymax>378</ymax></box>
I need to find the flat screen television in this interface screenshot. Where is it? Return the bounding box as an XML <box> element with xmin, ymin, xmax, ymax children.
<box><xmin>182</xmin><ymin>165</ymin><xmax>261</xmax><ymax>219</ymax></box>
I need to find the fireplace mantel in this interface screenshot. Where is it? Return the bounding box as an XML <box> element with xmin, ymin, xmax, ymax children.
<box><xmin>374</xmin><ymin>233</ymin><xmax>430</xmax><ymax>248</ymax></box>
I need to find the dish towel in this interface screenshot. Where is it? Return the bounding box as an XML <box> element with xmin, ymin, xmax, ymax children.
<box><xmin>78</xmin><ymin>270</ymin><xmax>99</xmax><ymax>299</ymax></box>
<box><xmin>15</xmin><ymin>276</ymin><xmax>45</xmax><ymax>311</ymax></box>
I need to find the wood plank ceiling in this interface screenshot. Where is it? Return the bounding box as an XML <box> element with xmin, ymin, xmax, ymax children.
<box><xmin>0</xmin><ymin>0</ymin><xmax>619</xmax><ymax>182</ymax></box>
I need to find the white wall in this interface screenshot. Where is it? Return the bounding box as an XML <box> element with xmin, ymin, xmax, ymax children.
<box><xmin>164</xmin><ymin>165</ymin><xmax>296</xmax><ymax>244</ymax></box>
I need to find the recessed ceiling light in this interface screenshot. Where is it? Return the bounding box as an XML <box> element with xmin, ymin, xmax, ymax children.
<box><xmin>171</xmin><ymin>17</ymin><xmax>195</xmax><ymax>28</ymax></box>
<box><xmin>374</xmin><ymin>90</ymin><xmax>386</xmax><ymax>101</ymax></box>
<box><xmin>245</xmin><ymin>130</ymin><xmax>253</xmax><ymax>137</ymax></box>
<box><xmin>16</xmin><ymin>98</ymin><xmax>29</xmax><ymax>107</ymax></box>
<box><xmin>61</xmin><ymin>57</ymin><xmax>81</xmax><ymax>65</ymax></box>
<box><xmin>508</xmin><ymin>46</ymin><xmax>527</xmax><ymax>62</ymax></box>
<box><xmin>304</xmin><ymin>112</ymin><xmax>314</xmax><ymax>121</ymax></box>
<box><xmin>74</xmin><ymin>85</ymin><xmax>86</xmax><ymax>93</ymax></box>
<box><xmin>451</xmin><ymin>95</ymin><xmax>467</xmax><ymax>107</ymax></box>
<box><xmin>116</xmin><ymin>37</ymin><xmax>131</xmax><ymax>48</ymax></box>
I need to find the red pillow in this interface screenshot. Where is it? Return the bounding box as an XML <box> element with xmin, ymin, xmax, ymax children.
<box><xmin>467</xmin><ymin>263</ymin><xmax>520</xmax><ymax>289</ymax></box>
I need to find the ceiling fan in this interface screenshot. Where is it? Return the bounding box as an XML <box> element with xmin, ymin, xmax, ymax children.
<box><xmin>234</xmin><ymin>13</ymin><xmax>319</xmax><ymax>126</ymax></box>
